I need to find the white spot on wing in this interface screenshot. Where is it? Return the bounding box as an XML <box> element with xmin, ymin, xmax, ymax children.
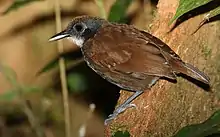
<box><xmin>68</xmin><ymin>37</ymin><xmax>85</xmax><ymax>48</ymax></box>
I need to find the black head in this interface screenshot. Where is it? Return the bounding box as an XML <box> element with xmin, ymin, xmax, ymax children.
<box><xmin>49</xmin><ymin>16</ymin><xmax>105</xmax><ymax>47</ymax></box>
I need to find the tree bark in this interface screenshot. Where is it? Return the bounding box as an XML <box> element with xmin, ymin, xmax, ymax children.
<box><xmin>105</xmin><ymin>0</ymin><xmax>220</xmax><ymax>136</ymax></box>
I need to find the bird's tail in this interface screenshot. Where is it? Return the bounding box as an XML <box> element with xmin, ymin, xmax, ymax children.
<box><xmin>163</xmin><ymin>51</ymin><xmax>210</xmax><ymax>85</ymax></box>
<box><xmin>182</xmin><ymin>63</ymin><xmax>210</xmax><ymax>85</ymax></box>
<box><xmin>172</xmin><ymin>60</ymin><xmax>210</xmax><ymax>85</ymax></box>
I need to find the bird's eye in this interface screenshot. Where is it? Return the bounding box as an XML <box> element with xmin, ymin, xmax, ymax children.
<box><xmin>74</xmin><ymin>23</ymin><xmax>84</xmax><ymax>32</ymax></box>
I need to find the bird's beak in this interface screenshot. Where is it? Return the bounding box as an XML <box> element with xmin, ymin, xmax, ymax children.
<box><xmin>49</xmin><ymin>30</ymin><xmax>70</xmax><ymax>42</ymax></box>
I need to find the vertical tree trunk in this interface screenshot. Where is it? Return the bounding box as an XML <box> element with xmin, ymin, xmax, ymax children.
<box><xmin>106</xmin><ymin>0</ymin><xmax>220</xmax><ymax>136</ymax></box>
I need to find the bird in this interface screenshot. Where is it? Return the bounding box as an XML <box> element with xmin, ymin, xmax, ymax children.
<box><xmin>49</xmin><ymin>15</ymin><xmax>210</xmax><ymax>125</ymax></box>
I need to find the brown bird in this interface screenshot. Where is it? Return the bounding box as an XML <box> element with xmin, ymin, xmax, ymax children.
<box><xmin>49</xmin><ymin>16</ymin><xmax>210</xmax><ymax>125</ymax></box>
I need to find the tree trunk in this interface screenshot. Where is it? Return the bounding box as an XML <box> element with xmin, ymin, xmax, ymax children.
<box><xmin>105</xmin><ymin>0</ymin><xmax>220</xmax><ymax>136</ymax></box>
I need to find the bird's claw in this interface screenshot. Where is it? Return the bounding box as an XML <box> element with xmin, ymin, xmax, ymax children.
<box><xmin>104</xmin><ymin>103</ymin><xmax>137</xmax><ymax>125</ymax></box>
<box><xmin>127</xmin><ymin>103</ymin><xmax>137</xmax><ymax>109</ymax></box>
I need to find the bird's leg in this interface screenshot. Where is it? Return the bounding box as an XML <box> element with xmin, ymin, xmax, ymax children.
<box><xmin>104</xmin><ymin>77</ymin><xmax>159</xmax><ymax>125</ymax></box>
<box><xmin>104</xmin><ymin>90</ymin><xmax>144</xmax><ymax>125</ymax></box>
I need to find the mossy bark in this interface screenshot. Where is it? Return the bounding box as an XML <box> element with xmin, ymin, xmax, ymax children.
<box><xmin>106</xmin><ymin>0</ymin><xmax>220</xmax><ymax>136</ymax></box>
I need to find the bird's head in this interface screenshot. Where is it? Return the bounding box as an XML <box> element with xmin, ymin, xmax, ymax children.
<box><xmin>49</xmin><ymin>16</ymin><xmax>105</xmax><ymax>48</ymax></box>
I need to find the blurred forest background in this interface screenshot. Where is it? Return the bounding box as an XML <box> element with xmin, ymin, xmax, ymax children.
<box><xmin>0</xmin><ymin>0</ymin><xmax>220</xmax><ymax>137</ymax></box>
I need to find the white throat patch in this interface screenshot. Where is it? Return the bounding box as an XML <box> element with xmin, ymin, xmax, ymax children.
<box><xmin>68</xmin><ymin>37</ymin><xmax>84</xmax><ymax>48</ymax></box>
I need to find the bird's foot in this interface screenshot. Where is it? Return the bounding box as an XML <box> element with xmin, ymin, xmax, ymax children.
<box><xmin>104</xmin><ymin>103</ymin><xmax>136</xmax><ymax>125</ymax></box>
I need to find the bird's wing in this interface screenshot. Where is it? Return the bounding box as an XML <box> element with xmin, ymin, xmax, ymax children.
<box><xmin>139</xmin><ymin>30</ymin><xmax>181</xmax><ymax>59</ymax></box>
<box><xmin>84</xmin><ymin>24</ymin><xmax>177</xmax><ymax>80</ymax></box>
